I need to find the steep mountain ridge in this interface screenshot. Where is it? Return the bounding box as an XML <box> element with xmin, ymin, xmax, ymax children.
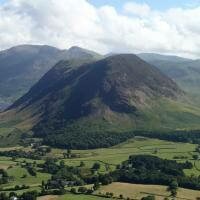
<box><xmin>0</xmin><ymin>45</ymin><xmax>101</xmax><ymax>110</ymax></box>
<box><xmin>7</xmin><ymin>56</ymin><xmax>200</xmax><ymax>128</ymax></box>
<box><xmin>10</xmin><ymin>54</ymin><xmax>181</xmax><ymax>114</ymax></box>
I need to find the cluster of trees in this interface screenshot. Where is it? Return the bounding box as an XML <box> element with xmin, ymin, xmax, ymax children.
<box><xmin>34</xmin><ymin>121</ymin><xmax>200</xmax><ymax>149</ymax></box>
<box><xmin>39</xmin><ymin>158</ymin><xmax>85</xmax><ymax>189</ymax></box>
<box><xmin>0</xmin><ymin>169</ymin><xmax>9</xmax><ymax>185</ymax></box>
<box><xmin>111</xmin><ymin>155</ymin><xmax>200</xmax><ymax>190</ymax></box>
<box><xmin>0</xmin><ymin>191</ymin><xmax>38</xmax><ymax>200</ymax></box>
<box><xmin>196</xmin><ymin>145</ymin><xmax>200</xmax><ymax>153</ymax></box>
<box><xmin>38</xmin><ymin>158</ymin><xmax>113</xmax><ymax>193</ymax></box>
<box><xmin>20</xmin><ymin>161</ymin><xmax>38</xmax><ymax>177</ymax></box>
<box><xmin>0</xmin><ymin>148</ymin><xmax>50</xmax><ymax>160</ymax></box>
<box><xmin>133</xmin><ymin>130</ymin><xmax>200</xmax><ymax>144</ymax></box>
<box><xmin>141</xmin><ymin>196</ymin><xmax>155</xmax><ymax>200</ymax></box>
<box><xmin>168</xmin><ymin>180</ymin><xmax>178</xmax><ymax>197</ymax></box>
<box><xmin>63</xmin><ymin>149</ymin><xmax>80</xmax><ymax>159</ymax></box>
<box><xmin>43</xmin><ymin>131</ymin><xmax>136</xmax><ymax>149</ymax></box>
<box><xmin>2</xmin><ymin>184</ymin><xmax>30</xmax><ymax>192</ymax></box>
<box><xmin>26</xmin><ymin>166</ymin><xmax>37</xmax><ymax>177</ymax></box>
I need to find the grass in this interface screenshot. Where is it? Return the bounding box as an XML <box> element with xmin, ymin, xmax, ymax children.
<box><xmin>140</xmin><ymin>98</ymin><xmax>200</xmax><ymax>131</ymax></box>
<box><xmin>58</xmin><ymin>194</ymin><xmax>111</xmax><ymax>200</ymax></box>
<box><xmin>0</xmin><ymin>156</ymin><xmax>50</xmax><ymax>191</ymax></box>
<box><xmin>0</xmin><ymin>137</ymin><xmax>200</xmax><ymax>199</ymax></box>
<box><xmin>38</xmin><ymin>196</ymin><xmax>58</xmax><ymax>200</ymax></box>
<box><xmin>1</xmin><ymin>137</ymin><xmax>200</xmax><ymax>177</ymax></box>
<box><xmin>0</xmin><ymin>126</ymin><xmax>23</xmax><ymax>147</ymax></box>
<box><xmin>97</xmin><ymin>182</ymin><xmax>200</xmax><ymax>200</ymax></box>
<box><xmin>53</xmin><ymin>137</ymin><xmax>200</xmax><ymax>175</ymax></box>
<box><xmin>38</xmin><ymin>194</ymin><xmax>110</xmax><ymax>200</ymax></box>
<box><xmin>4</xmin><ymin>166</ymin><xmax>50</xmax><ymax>187</ymax></box>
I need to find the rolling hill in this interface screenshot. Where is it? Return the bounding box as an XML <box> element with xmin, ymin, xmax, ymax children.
<box><xmin>2</xmin><ymin>54</ymin><xmax>200</xmax><ymax>148</ymax></box>
<box><xmin>0</xmin><ymin>45</ymin><xmax>101</xmax><ymax>110</ymax></box>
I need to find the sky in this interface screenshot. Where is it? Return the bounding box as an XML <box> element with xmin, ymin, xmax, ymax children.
<box><xmin>90</xmin><ymin>0</ymin><xmax>200</xmax><ymax>10</ymax></box>
<box><xmin>0</xmin><ymin>0</ymin><xmax>200</xmax><ymax>58</ymax></box>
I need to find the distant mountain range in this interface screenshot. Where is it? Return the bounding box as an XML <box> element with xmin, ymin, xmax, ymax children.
<box><xmin>0</xmin><ymin>45</ymin><xmax>101</xmax><ymax>110</ymax></box>
<box><xmin>1</xmin><ymin>45</ymin><xmax>200</xmax><ymax>112</ymax></box>
<box><xmin>138</xmin><ymin>53</ymin><xmax>200</xmax><ymax>100</ymax></box>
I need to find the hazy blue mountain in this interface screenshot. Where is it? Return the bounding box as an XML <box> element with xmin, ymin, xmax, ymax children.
<box><xmin>138</xmin><ymin>53</ymin><xmax>190</xmax><ymax>63</ymax></box>
<box><xmin>138</xmin><ymin>53</ymin><xmax>200</xmax><ymax>99</ymax></box>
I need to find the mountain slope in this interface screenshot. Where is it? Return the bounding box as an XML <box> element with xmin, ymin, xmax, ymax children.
<box><xmin>10</xmin><ymin>54</ymin><xmax>181</xmax><ymax>112</ymax></box>
<box><xmin>0</xmin><ymin>45</ymin><xmax>101</xmax><ymax>110</ymax></box>
<box><xmin>138</xmin><ymin>53</ymin><xmax>200</xmax><ymax>100</ymax></box>
<box><xmin>2</xmin><ymin>54</ymin><xmax>200</xmax><ymax>148</ymax></box>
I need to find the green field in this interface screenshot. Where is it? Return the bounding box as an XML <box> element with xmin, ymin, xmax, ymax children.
<box><xmin>0</xmin><ymin>137</ymin><xmax>200</xmax><ymax>199</ymax></box>
<box><xmin>18</xmin><ymin>137</ymin><xmax>199</xmax><ymax>177</ymax></box>
<box><xmin>52</xmin><ymin>137</ymin><xmax>200</xmax><ymax>176</ymax></box>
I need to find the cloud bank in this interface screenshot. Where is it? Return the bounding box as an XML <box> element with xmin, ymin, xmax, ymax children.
<box><xmin>0</xmin><ymin>0</ymin><xmax>200</xmax><ymax>58</ymax></box>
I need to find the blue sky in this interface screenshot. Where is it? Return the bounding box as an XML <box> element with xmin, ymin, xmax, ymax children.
<box><xmin>90</xmin><ymin>0</ymin><xmax>200</xmax><ymax>10</ymax></box>
<box><xmin>0</xmin><ymin>0</ymin><xmax>199</xmax><ymax>10</ymax></box>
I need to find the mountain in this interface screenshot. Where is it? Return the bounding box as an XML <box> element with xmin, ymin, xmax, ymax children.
<box><xmin>10</xmin><ymin>54</ymin><xmax>181</xmax><ymax>111</ymax></box>
<box><xmin>66</xmin><ymin>46</ymin><xmax>101</xmax><ymax>60</ymax></box>
<box><xmin>0</xmin><ymin>45</ymin><xmax>101</xmax><ymax>110</ymax></box>
<box><xmin>138</xmin><ymin>53</ymin><xmax>200</xmax><ymax>100</ymax></box>
<box><xmin>138</xmin><ymin>53</ymin><xmax>190</xmax><ymax>63</ymax></box>
<box><xmin>2</xmin><ymin>54</ymin><xmax>200</xmax><ymax>148</ymax></box>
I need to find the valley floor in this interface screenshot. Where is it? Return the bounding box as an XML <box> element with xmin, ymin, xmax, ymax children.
<box><xmin>49</xmin><ymin>137</ymin><xmax>200</xmax><ymax>176</ymax></box>
<box><xmin>1</xmin><ymin>137</ymin><xmax>200</xmax><ymax>199</ymax></box>
<box><xmin>37</xmin><ymin>183</ymin><xmax>200</xmax><ymax>200</ymax></box>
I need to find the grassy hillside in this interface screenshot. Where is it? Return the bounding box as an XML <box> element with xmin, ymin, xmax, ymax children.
<box><xmin>139</xmin><ymin>98</ymin><xmax>200</xmax><ymax>130</ymax></box>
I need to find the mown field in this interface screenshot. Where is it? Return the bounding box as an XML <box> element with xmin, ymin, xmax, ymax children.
<box><xmin>0</xmin><ymin>137</ymin><xmax>200</xmax><ymax>199</ymax></box>
<box><xmin>38</xmin><ymin>194</ymin><xmax>110</xmax><ymax>200</ymax></box>
<box><xmin>97</xmin><ymin>182</ymin><xmax>200</xmax><ymax>200</ymax></box>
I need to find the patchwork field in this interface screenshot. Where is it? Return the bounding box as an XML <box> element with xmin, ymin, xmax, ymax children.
<box><xmin>51</xmin><ymin>137</ymin><xmax>200</xmax><ymax>176</ymax></box>
<box><xmin>97</xmin><ymin>182</ymin><xmax>200</xmax><ymax>200</ymax></box>
<box><xmin>0</xmin><ymin>137</ymin><xmax>200</xmax><ymax>199</ymax></box>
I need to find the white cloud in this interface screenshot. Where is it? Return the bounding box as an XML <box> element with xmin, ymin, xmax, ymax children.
<box><xmin>0</xmin><ymin>0</ymin><xmax>200</xmax><ymax>58</ymax></box>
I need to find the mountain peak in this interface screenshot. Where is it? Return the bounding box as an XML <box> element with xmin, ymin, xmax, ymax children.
<box><xmin>68</xmin><ymin>46</ymin><xmax>84</xmax><ymax>52</ymax></box>
<box><xmin>67</xmin><ymin>46</ymin><xmax>102</xmax><ymax>59</ymax></box>
<box><xmin>8</xmin><ymin>53</ymin><xmax>182</xmax><ymax>128</ymax></box>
